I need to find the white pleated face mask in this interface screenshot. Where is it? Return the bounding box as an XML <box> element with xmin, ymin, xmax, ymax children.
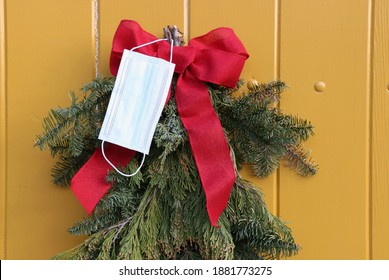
<box><xmin>98</xmin><ymin>39</ymin><xmax>175</xmax><ymax>177</ymax></box>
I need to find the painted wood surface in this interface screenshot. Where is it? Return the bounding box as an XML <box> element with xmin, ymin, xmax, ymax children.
<box><xmin>0</xmin><ymin>0</ymin><xmax>387</xmax><ymax>259</ymax></box>
<box><xmin>372</xmin><ymin>0</ymin><xmax>389</xmax><ymax>260</ymax></box>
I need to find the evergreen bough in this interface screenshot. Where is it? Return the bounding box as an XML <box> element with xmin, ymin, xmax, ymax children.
<box><xmin>35</xmin><ymin>76</ymin><xmax>317</xmax><ymax>260</ymax></box>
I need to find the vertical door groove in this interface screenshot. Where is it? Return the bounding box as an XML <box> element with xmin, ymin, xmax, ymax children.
<box><xmin>92</xmin><ymin>0</ymin><xmax>100</xmax><ymax>78</ymax></box>
<box><xmin>0</xmin><ymin>0</ymin><xmax>7</xmax><ymax>260</ymax></box>
<box><xmin>366</xmin><ymin>0</ymin><xmax>375</xmax><ymax>260</ymax></box>
<box><xmin>184</xmin><ymin>0</ymin><xmax>189</xmax><ymax>43</ymax></box>
<box><xmin>274</xmin><ymin>0</ymin><xmax>281</xmax><ymax>217</ymax></box>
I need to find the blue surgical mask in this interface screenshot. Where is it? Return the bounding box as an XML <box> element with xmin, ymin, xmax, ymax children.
<box><xmin>99</xmin><ymin>39</ymin><xmax>175</xmax><ymax>177</ymax></box>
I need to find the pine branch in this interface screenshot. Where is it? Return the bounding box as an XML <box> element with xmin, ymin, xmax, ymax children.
<box><xmin>247</xmin><ymin>80</ymin><xmax>288</xmax><ymax>103</ymax></box>
<box><xmin>227</xmin><ymin>177</ymin><xmax>300</xmax><ymax>259</ymax></box>
<box><xmin>279</xmin><ymin>115</ymin><xmax>315</xmax><ymax>142</ymax></box>
<box><xmin>35</xmin><ymin>77</ymin><xmax>115</xmax><ymax>186</ymax></box>
<box><xmin>283</xmin><ymin>144</ymin><xmax>318</xmax><ymax>176</ymax></box>
<box><xmin>213</xmin><ymin>81</ymin><xmax>316</xmax><ymax>178</ymax></box>
<box><xmin>37</xmin><ymin>77</ymin><xmax>315</xmax><ymax>260</ymax></box>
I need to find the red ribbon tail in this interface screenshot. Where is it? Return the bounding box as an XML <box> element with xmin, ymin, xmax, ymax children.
<box><xmin>71</xmin><ymin>144</ymin><xmax>135</xmax><ymax>215</ymax></box>
<box><xmin>175</xmin><ymin>72</ymin><xmax>236</xmax><ymax>226</ymax></box>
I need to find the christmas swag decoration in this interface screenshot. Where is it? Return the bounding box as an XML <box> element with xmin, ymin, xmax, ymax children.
<box><xmin>35</xmin><ymin>20</ymin><xmax>317</xmax><ymax>260</ymax></box>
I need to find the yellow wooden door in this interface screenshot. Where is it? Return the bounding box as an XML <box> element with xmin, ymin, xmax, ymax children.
<box><xmin>1</xmin><ymin>0</ymin><xmax>388</xmax><ymax>259</ymax></box>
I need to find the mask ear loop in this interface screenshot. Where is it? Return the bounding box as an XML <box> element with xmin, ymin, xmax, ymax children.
<box><xmin>101</xmin><ymin>140</ymin><xmax>145</xmax><ymax>177</ymax></box>
<box><xmin>101</xmin><ymin>38</ymin><xmax>174</xmax><ymax>177</ymax></box>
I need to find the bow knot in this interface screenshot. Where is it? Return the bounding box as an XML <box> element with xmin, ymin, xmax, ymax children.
<box><xmin>110</xmin><ymin>20</ymin><xmax>248</xmax><ymax>86</ymax></box>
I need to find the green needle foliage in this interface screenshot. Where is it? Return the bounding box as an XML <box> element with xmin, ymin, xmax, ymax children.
<box><xmin>35</xmin><ymin>76</ymin><xmax>317</xmax><ymax>260</ymax></box>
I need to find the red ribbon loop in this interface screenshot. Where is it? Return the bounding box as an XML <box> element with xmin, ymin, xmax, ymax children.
<box><xmin>72</xmin><ymin>20</ymin><xmax>249</xmax><ymax>226</ymax></box>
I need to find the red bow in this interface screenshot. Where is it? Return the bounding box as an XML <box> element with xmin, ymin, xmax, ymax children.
<box><xmin>71</xmin><ymin>20</ymin><xmax>249</xmax><ymax>226</ymax></box>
